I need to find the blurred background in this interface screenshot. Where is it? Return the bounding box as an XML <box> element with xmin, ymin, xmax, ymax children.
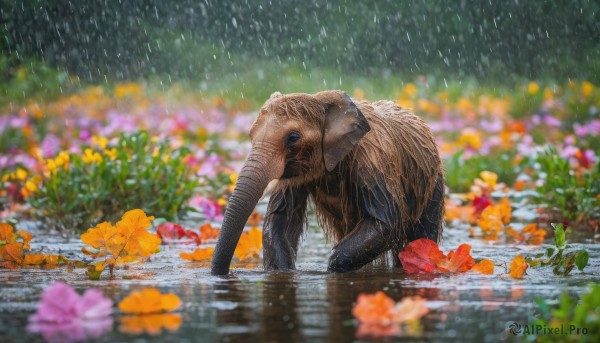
<box><xmin>2</xmin><ymin>0</ymin><xmax>599</xmax><ymax>105</ymax></box>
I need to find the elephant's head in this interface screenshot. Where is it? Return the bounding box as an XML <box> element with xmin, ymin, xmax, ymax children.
<box><xmin>211</xmin><ymin>90</ymin><xmax>371</xmax><ymax>275</ymax></box>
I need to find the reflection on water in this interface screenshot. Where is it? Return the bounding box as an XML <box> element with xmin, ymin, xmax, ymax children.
<box><xmin>0</xmin><ymin>225</ymin><xmax>598</xmax><ymax>343</ymax></box>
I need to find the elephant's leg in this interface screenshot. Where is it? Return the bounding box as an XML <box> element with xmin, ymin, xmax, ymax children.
<box><xmin>327</xmin><ymin>217</ymin><xmax>393</xmax><ymax>273</ymax></box>
<box><xmin>409</xmin><ymin>175</ymin><xmax>445</xmax><ymax>242</ymax></box>
<box><xmin>263</xmin><ymin>185</ymin><xmax>309</xmax><ymax>271</ymax></box>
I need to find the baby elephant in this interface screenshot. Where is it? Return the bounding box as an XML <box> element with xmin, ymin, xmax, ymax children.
<box><xmin>211</xmin><ymin>90</ymin><xmax>444</xmax><ymax>275</ymax></box>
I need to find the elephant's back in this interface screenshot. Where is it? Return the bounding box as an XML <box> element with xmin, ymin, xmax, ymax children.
<box><xmin>352</xmin><ymin>99</ymin><xmax>443</xmax><ymax>226</ymax></box>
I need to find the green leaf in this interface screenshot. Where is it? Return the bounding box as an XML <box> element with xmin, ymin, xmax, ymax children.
<box><xmin>575</xmin><ymin>250</ymin><xmax>589</xmax><ymax>271</ymax></box>
<box><xmin>553</xmin><ymin>223</ymin><xmax>566</xmax><ymax>249</ymax></box>
<box><xmin>545</xmin><ymin>247</ymin><xmax>555</xmax><ymax>257</ymax></box>
<box><xmin>87</xmin><ymin>265</ymin><xmax>103</xmax><ymax>280</ymax></box>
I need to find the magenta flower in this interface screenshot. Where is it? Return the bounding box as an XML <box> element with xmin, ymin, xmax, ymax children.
<box><xmin>30</xmin><ymin>282</ymin><xmax>113</xmax><ymax>323</ymax></box>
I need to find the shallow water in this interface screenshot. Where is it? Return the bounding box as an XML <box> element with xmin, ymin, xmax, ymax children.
<box><xmin>1</xmin><ymin>205</ymin><xmax>599</xmax><ymax>343</ymax></box>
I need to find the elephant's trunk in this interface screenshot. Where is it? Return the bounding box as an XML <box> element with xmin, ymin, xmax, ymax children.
<box><xmin>211</xmin><ymin>149</ymin><xmax>280</xmax><ymax>275</ymax></box>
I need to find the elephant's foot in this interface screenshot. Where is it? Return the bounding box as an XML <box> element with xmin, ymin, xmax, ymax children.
<box><xmin>327</xmin><ymin>218</ymin><xmax>392</xmax><ymax>272</ymax></box>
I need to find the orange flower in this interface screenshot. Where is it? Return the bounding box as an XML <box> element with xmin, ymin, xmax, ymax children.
<box><xmin>434</xmin><ymin>244</ymin><xmax>475</xmax><ymax>273</ymax></box>
<box><xmin>513</xmin><ymin>180</ymin><xmax>527</xmax><ymax>191</ymax></box>
<box><xmin>353</xmin><ymin>292</ymin><xmax>429</xmax><ymax>338</ymax></box>
<box><xmin>22</xmin><ymin>254</ymin><xmax>67</xmax><ymax>266</ymax></box>
<box><xmin>509</xmin><ymin>254</ymin><xmax>528</xmax><ymax>279</ymax></box>
<box><xmin>507</xmin><ymin>121</ymin><xmax>527</xmax><ymax>134</ymax></box>
<box><xmin>118</xmin><ymin>288</ymin><xmax>181</xmax><ymax>314</ymax></box>
<box><xmin>180</xmin><ymin>247</ymin><xmax>214</xmax><ymax>261</ymax></box>
<box><xmin>398</xmin><ymin>238</ymin><xmax>446</xmax><ymax>273</ymax></box>
<box><xmin>120</xmin><ymin>313</ymin><xmax>182</xmax><ymax>335</ymax></box>
<box><xmin>391</xmin><ymin>296</ymin><xmax>429</xmax><ymax>323</ymax></box>
<box><xmin>508</xmin><ymin>224</ymin><xmax>547</xmax><ymax>245</ymax></box>
<box><xmin>247</xmin><ymin>211</ymin><xmax>263</xmax><ymax>226</ymax></box>
<box><xmin>115</xmin><ymin>209</ymin><xmax>161</xmax><ymax>258</ymax></box>
<box><xmin>81</xmin><ymin>209</ymin><xmax>161</xmax><ymax>272</ymax></box>
<box><xmin>470</xmin><ymin>259</ymin><xmax>495</xmax><ymax>274</ymax></box>
<box><xmin>520</xmin><ymin>224</ymin><xmax>546</xmax><ymax>245</ymax></box>
<box><xmin>444</xmin><ymin>200</ymin><xmax>475</xmax><ymax>222</ymax></box>
<box><xmin>497</xmin><ymin>198</ymin><xmax>512</xmax><ymax>225</ymax></box>
<box><xmin>234</xmin><ymin>227</ymin><xmax>262</xmax><ymax>261</ymax></box>
<box><xmin>199</xmin><ymin>223</ymin><xmax>220</xmax><ymax>243</ymax></box>
<box><xmin>352</xmin><ymin>291</ymin><xmax>396</xmax><ymax>325</ymax></box>
<box><xmin>477</xmin><ymin>206</ymin><xmax>504</xmax><ymax>237</ymax></box>
<box><xmin>0</xmin><ymin>223</ymin><xmax>33</xmax><ymax>268</ymax></box>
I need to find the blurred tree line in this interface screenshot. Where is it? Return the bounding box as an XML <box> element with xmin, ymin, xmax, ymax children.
<box><xmin>1</xmin><ymin>0</ymin><xmax>599</xmax><ymax>83</ymax></box>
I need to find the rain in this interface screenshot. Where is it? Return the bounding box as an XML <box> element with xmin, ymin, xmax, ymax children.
<box><xmin>1</xmin><ymin>1</ymin><xmax>599</xmax><ymax>342</ymax></box>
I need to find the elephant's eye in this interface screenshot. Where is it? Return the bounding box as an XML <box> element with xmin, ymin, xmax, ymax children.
<box><xmin>285</xmin><ymin>131</ymin><xmax>301</xmax><ymax>146</ymax></box>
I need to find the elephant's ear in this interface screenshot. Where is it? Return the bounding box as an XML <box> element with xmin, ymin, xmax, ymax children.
<box><xmin>315</xmin><ymin>91</ymin><xmax>371</xmax><ymax>172</ymax></box>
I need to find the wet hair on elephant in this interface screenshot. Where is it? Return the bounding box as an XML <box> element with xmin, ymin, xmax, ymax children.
<box><xmin>211</xmin><ymin>90</ymin><xmax>444</xmax><ymax>275</ymax></box>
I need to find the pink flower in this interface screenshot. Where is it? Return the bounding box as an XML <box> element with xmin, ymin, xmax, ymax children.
<box><xmin>197</xmin><ymin>153</ymin><xmax>222</xmax><ymax>178</ymax></box>
<box><xmin>27</xmin><ymin>318</ymin><xmax>113</xmax><ymax>343</ymax></box>
<box><xmin>41</xmin><ymin>134</ymin><xmax>61</xmax><ymax>158</ymax></box>
<box><xmin>29</xmin><ymin>282</ymin><xmax>113</xmax><ymax>323</ymax></box>
<box><xmin>189</xmin><ymin>195</ymin><xmax>223</xmax><ymax>221</ymax></box>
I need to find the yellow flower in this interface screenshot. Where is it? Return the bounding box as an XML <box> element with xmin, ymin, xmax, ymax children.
<box><xmin>457</xmin><ymin>129</ymin><xmax>482</xmax><ymax>150</ymax></box>
<box><xmin>396</xmin><ymin>98</ymin><xmax>413</xmax><ymax>110</ymax></box>
<box><xmin>91</xmin><ymin>136</ymin><xmax>109</xmax><ymax>150</ymax></box>
<box><xmin>581</xmin><ymin>81</ymin><xmax>595</xmax><ymax>98</ymax></box>
<box><xmin>527</xmin><ymin>82</ymin><xmax>539</xmax><ymax>95</ymax></box>
<box><xmin>456</xmin><ymin>98</ymin><xmax>473</xmax><ymax>113</ymax></box>
<box><xmin>114</xmin><ymin>82</ymin><xmax>142</xmax><ymax>99</ymax></box>
<box><xmin>19</xmin><ymin>175</ymin><xmax>40</xmax><ymax>198</ymax></box>
<box><xmin>57</xmin><ymin>151</ymin><xmax>70</xmax><ymax>169</ymax></box>
<box><xmin>46</xmin><ymin>152</ymin><xmax>70</xmax><ymax>174</ymax></box>
<box><xmin>104</xmin><ymin>148</ymin><xmax>117</xmax><ymax>160</ymax></box>
<box><xmin>15</xmin><ymin>168</ymin><xmax>27</xmax><ymax>181</ymax></box>
<box><xmin>82</xmin><ymin>148</ymin><xmax>103</xmax><ymax>164</ymax></box>
<box><xmin>479</xmin><ymin>171</ymin><xmax>498</xmax><ymax>189</ymax></box>
<box><xmin>402</xmin><ymin>83</ymin><xmax>418</xmax><ymax>98</ymax></box>
<box><xmin>353</xmin><ymin>87</ymin><xmax>365</xmax><ymax>100</ymax></box>
<box><xmin>437</xmin><ymin>91</ymin><xmax>449</xmax><ymax>102</ymax></box>
<box><xmin>229</xmin><ymin>173</ymin><xmax>238</xmax><ymax>185</ymax></box>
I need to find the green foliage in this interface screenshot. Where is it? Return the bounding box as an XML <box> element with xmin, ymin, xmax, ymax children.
<box><xmin>532</xmin><ymin>284</ymin><xmax>600</xmax><ymax>342</ymax></box>
<box><xmin>575</xmin><ymin>251</ymin><xmax>589</xmax><ymax>271</ymax></box>
<box><xmin>535</xmin><ymin>148</ymin><xmax>600</xmax><ymax>229</ymax></box>
<box><xmin>509</xmin><ymin>83</ymin><xmax>545</xmax><ymax>119</ymax></box>
<box><xmin>444</xmin><ymin>150</ymin><xmax>525</xmax><ymax>192</ymax></box>
<box><xmin>0</xmin><ymin>56</ymin><xmax>71</xmax><ymax>106</ymax></box>
<box><xmin>525</xmin><ymin>224</ymin><xmax>589</xmax><ymax>276</ymax></box>
<box><xmin>3</xmin><ymin>0</ymin><xmax>599</xmax><ymax>83</ymax></box>
<box><xmin>27</xmin><ymin>131</ymin><xmax>198</xmax><ymax>233</ymax></box>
